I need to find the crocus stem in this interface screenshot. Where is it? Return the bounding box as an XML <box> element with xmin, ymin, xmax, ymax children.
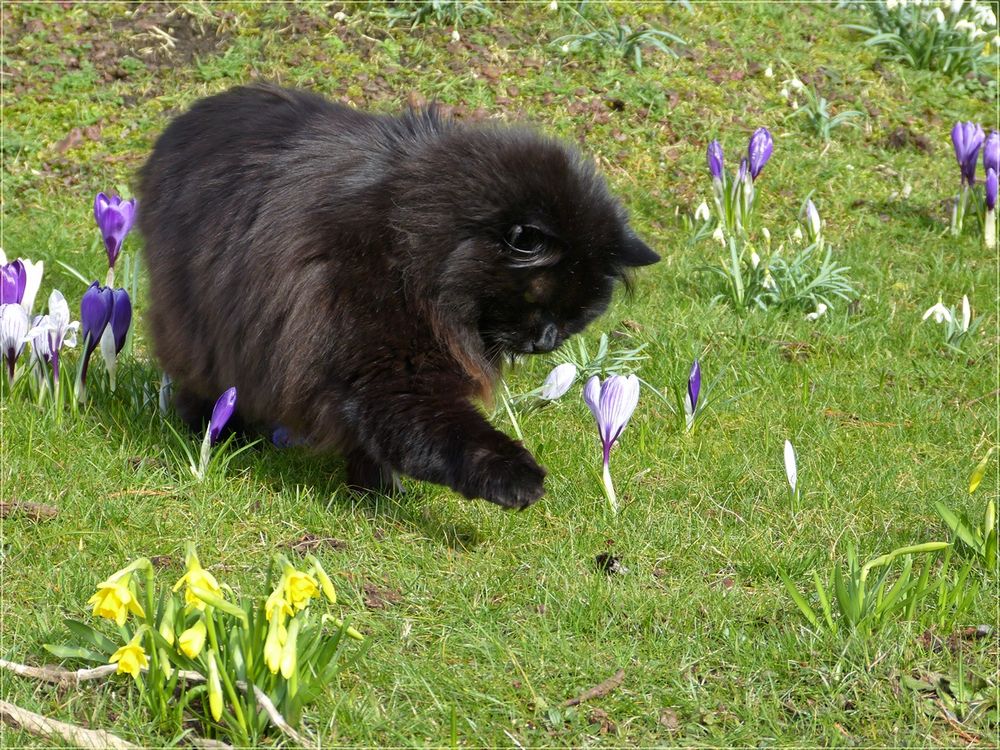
<box><xmin>602</xmin><ymin>460</ymin><xmax>618</xmax><ymax>513</ymax></box>
<box><xmin>986</xmin><ymin>208</ymin><xmax>996</xmax><ymax>249</ymax></box>
<box><xmin>105</xmin><ymin>266</ymin><xmax>115</xmax><ymax>288</ymax></box>
<box><xmin>953</xmin><ymin>184</ymin><xmax>969</xmax><ymax>236</ymax></box>
<box><xmin>501</xmin><ymin>386</ymin><xmax>524</xmax><ymax>441</ymax></box>
<box><xmin>51</xmin><ymin>350</ymin><xmax>60</xmax><ymax>406</ymax></box>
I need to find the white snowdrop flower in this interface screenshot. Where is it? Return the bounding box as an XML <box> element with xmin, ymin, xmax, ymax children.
<box><xmin>451</xmin><ymin>29</ymin><xmax>461</xmax><ymax>42</ymax></box>
<box><xmin>694</xmin><ymin>201</ymin><xmax>711</xmax><ymax>222</ymax></box>
<box><xmin>950</xmin><ymin>0</ymin><xmax>964</xmax><ymax>14</ymax></box>
<box><xmin>960</xmin><ymin>295</ymin><xmax>971</xmax><ymax>332</ymax></box>
<box><xmin>805</xmin><ymin>302</ymin><xmax>828</xmax><ymax>321</ymax></box>
<box><xmin>561</xmin><ymin>43</ymin><xmax>570</xmax><ymax>53</ymax></box>
<box><xmin>764</xmin><ymin>65</ymin><xmax>774</xmax><ymax>78</ymax></box>
<box><xmin>886</xmin><ymin>0</ymin><xmax>899</xmax><ymax>9</ymax></box>
<box><xmin>790</xmin><ymin>78</ymin><xmax>804</xmax><ymax>91</ymax></box>
<box><xmin>955</xmin><ymin>19</ymin><xmax>977</xmax><ymax>33</ymax></box>
<box><xmin>761</xmin><ymin>227</ymin><xmax>771</xmax><ymax>244</ymax></box>
<box><xmin>791</xmin><ymin>100</ymin><xmax>799</xmax><ymax>110</ymax></box>
<box><xmin>548</xmin><ymin>0</ymin><xmax>558</xmax><ymax>9</ymax></box>
<box><xmin>750</xmin><ymin>251</ymin><xmax>761</xmax><ymax>269</ymax></box>
<box><xmin>712</xmin><ymin>225</ymin><xmax>725</xmax><ymax>246</ymax></box>
<box><xmin>780</xmin><ymin>87</ymin><xmax>790</xmax><ymax>100</ymax></box>
<box><xmin>930</xmin><ymin>7</ymin><xmax>946</xmax><ymax>23</ymax></box>
<box><xmin>763</xmin><ymin>270</ymin><xmax>777</xmax><ymax>290</ymax></box>
<box><xmin>333</xmin><ymin>10</ymin><xmax>347</xmax><ymax>21</ymax></box>
<box><xmin>922</xmin><ymin>299</ymin><xmax>953</xmax><ymax>324</ymax></box>
<box><xmin>793</xmin><ymin>225</ymin><xmax>804</xmax><ymax>241</ymax></box>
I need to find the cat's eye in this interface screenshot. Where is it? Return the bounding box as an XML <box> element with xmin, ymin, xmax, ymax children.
<box><xmin>505</xmin><ymin>224</ymin><xmax>547</xmax><ymax>255</ymax></box>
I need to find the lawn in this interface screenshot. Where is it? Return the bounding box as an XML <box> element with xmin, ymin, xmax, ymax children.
<box><xmin>1</xmin><ymin>2</ymin><xmax>997</xmax><ymax>747</ymax></box>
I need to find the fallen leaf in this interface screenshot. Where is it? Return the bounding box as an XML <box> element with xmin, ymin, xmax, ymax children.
<box><xmin>658</xmin><ymin>708</ymin><xmax>680</xmax><ymax>732</ymax></box>
<box><xmin>363</xmin><ymin>582</ymin><xmax>402</xmax><ymax>610</ymax></box>
<box><xmin>0</xmin><ymin>500</ymin><xmax>58</xmax><ymax>520</ymax></box>
<box><xmin>563</xmin><ymin>668</ymin><xmax>625</xmax><ymax>707</ymax></box>
<box><xmin>282</xmin><ymin>533</ymin><xmax>347</xmax><ymax>553</ymax></box>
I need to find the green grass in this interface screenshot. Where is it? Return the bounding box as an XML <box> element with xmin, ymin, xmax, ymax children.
<box><xmin>2</xmin><ymin>2</ymin><xmax>997</xmax><ymax>746</ymax></box>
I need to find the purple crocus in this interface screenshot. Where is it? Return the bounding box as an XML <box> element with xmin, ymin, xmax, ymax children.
<box><xmin>747</xmin><ymin>127</ymin><xmax>774</xmax><ymax>180</ymax></box>
<box><xmin>987</xmin><ymin>168</ymin><xmax>998</xmax><ymax>211</ymax></box>
<box><xmin>79</xmin><ymin>282</ymin><xmax>114</xmax><ymax>388</ymax></box>
<box><xmin>0</xmin><ymin>303</ymin><xmax>30</xmax><ymax>381</ymax></box>
<box><xmin>707</xmin><ymin>140</ymin><xmax>724</xmax><ymax>181</ymax></box>
<box><xmin>0</xmin><ymin>260</ymin><xmax>25</xmax><ymax>306</ymax></box>
<box><xmin>94</xmin><ymin>193</ymin><xmax>137</xmax><ymax>270</ymax></box>
<box><xmin>736</xmin><ymin>157</ymin><xmax>748</xmax><ymax>184</ymax></box>
<box><xmin>951</xmin><ymin>121</ymin><xmax>985</xmax><ymax>185</ymax></box>
<box><xmin>685</xmin><ymin>360</ymin><xmax>701</xmax><ymax>430</ymax></box>
<box><xmin>986</xmin><ymin>168</ymin><xmax>998</xmax><ymax>249</ymax></box>
<box><xmin>984</xmin><ymin>131</ymin><xmax>1000</xmax><ymax>176</ymax></box>
<box><xmin>583</xmin><ymin>374</ymin><xmax>640</xmax><ymax>512</ymax></box>
<box><xmin>208</xmin><ymin>387</ymin><xmax>238</xmax><ymax>445</ymax></box>
<box><xmin>99</xmin><ymin>288</ymin><xmax>132</xmax><ymax>391</ymax></box>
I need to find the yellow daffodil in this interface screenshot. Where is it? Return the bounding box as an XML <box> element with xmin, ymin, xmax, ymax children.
<box><xmin>87</xmin><ymin>572</ymin><xmax>145</xmax><ymax>626</ymax></box>
<box><xmin>172</xmin><ymin>546</ymin><xmax>223</xmax><ymax>612</ymax></box>
<box><xmin>283</xmin><ymin>568</ymin><xmax>319</xmax><ymax>611</ymax></box>
<box><xmin>178</xmin><ymin>619</ymin><xmax>207</xmax><ymax>659</ymax></box>
<box><xmin>265</xmin><ymin>584</ymin><xmax>295</xmax><ymax>624</ymax></box>
<box><xmin>109</xmin><ymin>633</ymin><xmax>148</xmax><ymax>679</ymax></box>
<box><xmin>207</xmin><ymin>651</ymin><xmax>223</xmax><ymax>721</ymax></box>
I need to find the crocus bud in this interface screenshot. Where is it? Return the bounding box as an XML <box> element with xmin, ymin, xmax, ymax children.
<box><xmin>99</xmin><ymin>288</ymin><xmax>132</xmax><ymax>391</ymax></box>
<box><xmin>707</xmin><ymin>140</ymin><xmax>724</xmax><ymax>181</ymax></box>
<box><xmin>540</xmin><ymin>362</ymin><xmax>577</xmax><ymax>400</ymax></box>
<box><xmin>986</xmin><ymin>167</ymin><xmax>997</xmax><ymax>211</ymax></box>
<box><xmin>805</xmin><ymin>199</ymin><xmax>821</xmax><ymax>241</ymax></box>
<box><xmin>79</xmin><ymin>282</ymin><xmax>113</xmax><ymax>389</ymax></box>
<box><xmin>952</xmin><ymin>121</ymin><xmax>985</xmax><ymax>185</ymax></box>
<box><xmin>983</xmin><ymin>130</ymin><xmax>999</xmax><ymax>174</ymax></box>
<box><xmin>93</xmin><ymin>193</ymin><xmax>137</xmax><ymax>271</ymax></box>
<box><xmin>208</xmin><ymin>387</ymin><xmax>238</xmax><ymax>445</ymax></box>
<box><xmin>747</xmin><ymin>127</ymin><xmax>774</xmax><ymax>180</ymax></box>
<box><xmin>685</xmin><ymin>359</ymin><xmax>701</xmax><ymax>431</ymax></box>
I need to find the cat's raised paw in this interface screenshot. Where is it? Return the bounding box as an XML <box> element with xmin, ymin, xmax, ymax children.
<box><xmin>469</xmin><ymin>445</ymin><xmax>546</xmax><ymax>510</ymax></box>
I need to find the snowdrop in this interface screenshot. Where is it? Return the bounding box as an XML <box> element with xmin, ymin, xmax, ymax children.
<box><xmin>805</xmin><ymin>302</ymin><xmax>828</xmax><ymax>321</ymax></box>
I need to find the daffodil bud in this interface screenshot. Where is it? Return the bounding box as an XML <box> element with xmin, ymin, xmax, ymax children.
<box><xmin>280</xmin><ymin>616</ymin><xmax>302</xmax><ymax>679</ymax></box>
<box><xmin>207</xmin><ymin>651</ymin><xmax>223</xmax><ymax>721</ymax></box>
<box><xmin>178</xmin><ymin>620</ymin><xmax>207</xmax><ymax>659</ymax></box>
<box><xmin>307</xmin><ymin>555</ymin><xmax>337</xmax><ymax>605</ymax></box>
<box><xmin>264</xmin><ymin>616</ymin><xmax>283</xmax><ymax>675</ymax></box>
<box><xmin>159</xmin><ymin>598</ymin><xmax>176</xmax><ymax>646</ymax></box>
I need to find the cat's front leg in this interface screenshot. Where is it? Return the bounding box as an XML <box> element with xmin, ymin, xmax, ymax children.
<box><xmin>347</xmin><ymin>392</ymin><xmax>546</xmax><ymax>509</ymax></box>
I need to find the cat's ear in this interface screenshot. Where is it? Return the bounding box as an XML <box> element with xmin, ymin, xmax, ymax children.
<box><xmin>619</xmin><ymin>232</ymin><xmax>660</xmax><ymax>267</ymax></box>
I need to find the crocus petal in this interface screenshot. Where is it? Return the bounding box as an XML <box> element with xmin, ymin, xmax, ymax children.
<box><xmin>952</xmin><ymin>121</ymin><xmax>985</xmax><ymax>185</ymax></box>
<box><xmin>687</xmin><ymin>360</ymin><xmax>701</xmax><ymax>414</ymax></box>
<box><xmin>747</xmin><ymin>127</ymin><xmax>774</xmax><ymax>179</ymax></box>
<box><xmin>986</xmin><ymin>168</ymin><xmax>998</xmax><ymax>211</ymax></box>
<box><xmin>707</xmin><ymin>140</ymin><xmax>724</xmax><ymax>180</ymax></box>
<box><xmin>20</xmin><ymin>259</ymin><xmax>43</xmax><ymax>315</ymax></box>
<box><xmin>784</xmin><ymin>440</ymin><xmax>797</xmax><ymax>493</ymax></box>
<box><xmin>94</xmin><ymin>193</ymin><xmax>137</xmax><ymax>269</ymax></box>
<box><xmin>208</xmin><ymin>386</ymin><xmax>238</xmax><ymax>445</ymax></box>
<box><xmin>806</xmin><ymin>200</ymin><xmax>821</xmax><ymax>237</ymax></box>
<box><xmin>0</xmin><ymin>260</ymin><xmax>25</xmax><ymax>306</ymax></box>
<box><xmin>80</xmin><ymin>282</ymin><xmax>113</xmax><ymax>359</ymax></box>
<box><xmin>1</xmin><ymin>303</ymin><xmax>29</xmax><ymax>379</ymax></box>
<box><xmin>598</xmin><ymin>374</ymin><xmax>640</xmax><ymax>448</ymax></box>
<box><xmin>48</xmin><ymin>290</ymin><xmax>70</xmax><ymax>331</ymax></box>
<box><xmin>540</xmin><ymin>362</ymin><xmax>577</xmax><ymax>400</ymax></box>
<box><xmin>984</xmin><ymin>131</ymin><xmax>1000</xmax><ymax>175</ymax></box>
<box><xmin>583</xmin><ymin>375</ymin><xmax>602</xmax><ymax>426</ymax></box>
<box><xmin>109</xmin><ymin>288</ymin><xmax>132</xmax><ymax>353</ymax></box>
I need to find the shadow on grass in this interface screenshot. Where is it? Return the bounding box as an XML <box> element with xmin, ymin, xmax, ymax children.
<box><xmin>82</xmin><ymin>358</ymin><xmax>485</xmax><ymax>551</ymax></box>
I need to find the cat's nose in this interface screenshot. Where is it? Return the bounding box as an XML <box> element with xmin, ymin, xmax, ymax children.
<box><xmin>532</xmin><ymin>323</ymin><xmax>559</xmax><ymax>353</ymax></box>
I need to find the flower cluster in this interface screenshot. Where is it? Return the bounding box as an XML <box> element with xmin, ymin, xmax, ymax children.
<box><xmin>705</xmin><ymin>127</ymin><xmax>773</xmax><ymax>241</ymax></box>
<box><xmin>949</xmin><ymin>122</ymin><xmax>998</xmax><ymax>244</ymax></box>
<box><xmin>1</xmin><ymin>192</ymin><xmax>136</xmax><ymax>404</ymax></box>
<box><xmin>49</xmin><ymin>544</ymin><xmax>362</xmax><ymax>745</ymax></box>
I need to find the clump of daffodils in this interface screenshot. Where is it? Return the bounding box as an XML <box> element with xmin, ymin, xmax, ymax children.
<box><xmin>46</xmin><ymin>544</ymin><xmax>364</xmax><ymax>745</ymax></box>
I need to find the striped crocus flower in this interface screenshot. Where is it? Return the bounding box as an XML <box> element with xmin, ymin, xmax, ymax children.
<box><xmin>583</xmin><ymin>374</ymin><xmax>640</xmax><ymax>512</ymax></box>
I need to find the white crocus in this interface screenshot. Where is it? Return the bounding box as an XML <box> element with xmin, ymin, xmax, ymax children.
<box><xmin>25</xmin><ymin>289</ymin><xmax>79</xmax><ymax>400</ymax></box>
<box><xmin>539</xmin><ymin>362</ymin><xmax>577</xmax><ymax>400</ymax></box>
<box><xmin>805</xmin><ymin>302</ymin><xmax>828</xmax><ymax>321</ymax></box>
<box><xmin>922</xmin><ymin>298</ymin><xmax>953</xmax><ymax>325</ymax></box>
<box><xmin>694</xmin><ymin>201</ymin><xmax>711</xmax><ymax>222</ymax></box>
<box><xmin>784</xmin><ymin>440</ymin><xmax>798</xmax><ymax>495</ymax></box>
<box><xmin>960</xmin><ymin>295</ymin><xmax>971</xmax><ymax>332</ymax></box>
<box><xmin>1</xmin><ymin>303</ymin><xmax>30</xmax><ymax>381</ymax></box>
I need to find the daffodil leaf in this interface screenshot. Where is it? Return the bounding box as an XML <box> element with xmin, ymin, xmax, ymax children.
<box><xmin>43</xmin><ymin>643</ymin><xmax>107</xmax><ymax>663</ymax></box>
<box><xmin>62</xmin><ymin>618</ymin><xmax>118</xmax><ymax>654</ymax></box>
<box><xmin>778</xmin><ymin>570</ymin><xmax>819</xmax><ymax>629</ymax></box>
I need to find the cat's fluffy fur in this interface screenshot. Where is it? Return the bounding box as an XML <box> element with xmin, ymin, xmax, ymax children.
<box><xmin>138</xmin><ymin>84</ymin><xmax>658</xmax><ymax>509</ymax></box>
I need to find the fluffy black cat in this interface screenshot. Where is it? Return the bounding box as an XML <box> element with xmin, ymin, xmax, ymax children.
<box><xmin>138</xmin><ymin>83</ymin><xmax>658</xmax><ymax>509</ymax></box>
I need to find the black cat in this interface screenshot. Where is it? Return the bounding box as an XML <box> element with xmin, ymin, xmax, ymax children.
<box><xmin>138</xmin><ymin>84</ymin><xmax>658</xmax><ymax>509</ymax></box>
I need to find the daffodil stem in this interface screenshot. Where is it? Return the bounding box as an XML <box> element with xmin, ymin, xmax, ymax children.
<box><xmin>602</xmin><ymin>460</ymin><xmax>618</xmax><ymax>513</ymax></box>
<box><xmin>204</xmin><ymin>607</ymin><xmax>248</xmax><ymax>736</ymax></box>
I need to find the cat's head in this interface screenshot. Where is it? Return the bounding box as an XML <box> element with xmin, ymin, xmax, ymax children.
<box><xmin>391</xmin><ymin>119</ymin><xmax>659</xmax><ymax>360</ymax></box>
